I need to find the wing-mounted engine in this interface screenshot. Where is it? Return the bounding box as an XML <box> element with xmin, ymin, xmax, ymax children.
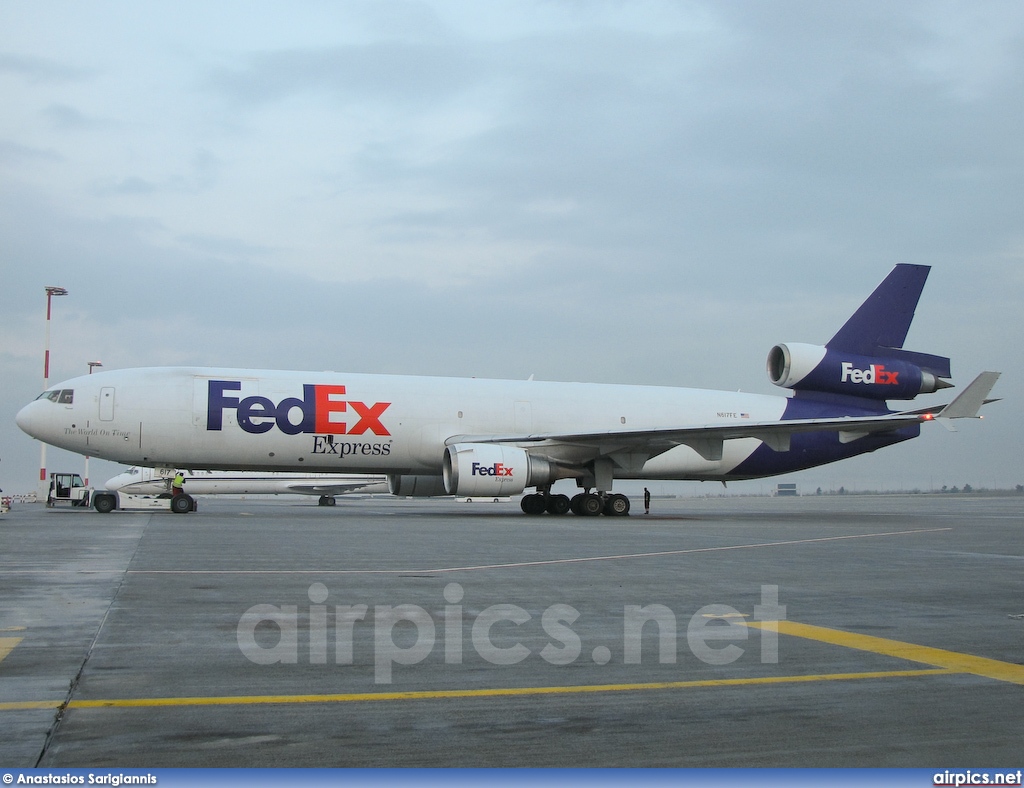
<box><xmin>767</xmin><ymin>342</ymin><xmax>952</xmax><ymax>401</ymax></box>
<box><xmin>443</xmin><ymin>443</ymin><xmax>557</xmax><ymax>497</ymax></box>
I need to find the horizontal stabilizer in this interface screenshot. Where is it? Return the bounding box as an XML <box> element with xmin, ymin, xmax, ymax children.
<box><xmin>938</xmin><ymin>372</ymin><xmax>1001</xmax><ymax>420</ymax></box>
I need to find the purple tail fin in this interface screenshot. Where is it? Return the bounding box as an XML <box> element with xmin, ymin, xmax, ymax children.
<box><xmin>826</xmin><ymin>264</ymin><xmax>951</xmax><ymax>378</ymax></box>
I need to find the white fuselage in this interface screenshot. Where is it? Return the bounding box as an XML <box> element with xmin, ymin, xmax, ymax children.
<box><xmin>17</xmin><ymin>366</ymin><xmax>788</xmax><ymax>481</ymax></box>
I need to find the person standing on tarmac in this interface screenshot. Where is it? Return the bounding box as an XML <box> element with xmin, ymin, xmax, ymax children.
<box><xmin>644</xmin><ymin>487</ymin><xmax>651</xmax><ymax>514</ymax></box>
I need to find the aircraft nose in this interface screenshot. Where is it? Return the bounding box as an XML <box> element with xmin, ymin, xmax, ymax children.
<box><xmin>16</xmin><ymin>400</ymin><xmax>48</xmax><ymax>441</ymax></box>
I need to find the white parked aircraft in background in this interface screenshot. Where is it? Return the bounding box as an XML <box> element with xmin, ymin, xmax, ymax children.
<box><xmin>105</xmin><ymin>466</ymin><xmax>389</xmax><ymax>505</ymax></box>
<box><xmin>17</xmin><ymin>265</ymin><xmax>999</xmax><ymax>516</ymax></box>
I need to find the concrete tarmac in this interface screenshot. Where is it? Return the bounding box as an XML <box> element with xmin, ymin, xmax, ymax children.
<box><xmin>1</xmin><ymin>493</ymin><xmax>1022</xmax><ymax>767</ymax></box>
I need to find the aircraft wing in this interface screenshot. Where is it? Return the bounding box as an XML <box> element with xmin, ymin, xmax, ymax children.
<box><xmin>283</xmin><ymin>479</ymin><xmax>389</xmax><ymax>496</ymax></box>
<box><xmin>448</xmin><ymin>412</ymin><xmax>930</xmax><ymax>463</ymax></box>
<box><xmin>448</xmin><ymin>372</ymin><xmax>1001</xmax><ymax>464</ymax></box>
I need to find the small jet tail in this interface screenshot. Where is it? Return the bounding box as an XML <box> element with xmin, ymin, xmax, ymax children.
<box><xmin>826</xmin><ymin>264</ymin><xmax>951</xmax><ymax>379</ymax></box>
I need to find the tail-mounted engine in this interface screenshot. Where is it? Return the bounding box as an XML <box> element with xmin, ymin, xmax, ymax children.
<box><xmin>443</xmin><ymin>443</ymin><xmax>557</xmax><ymax>497</ymax></box>
<box><xmin>767</xmin><ymin>342</ymin><xmax>952</xmax><ymax>401</ymax></box>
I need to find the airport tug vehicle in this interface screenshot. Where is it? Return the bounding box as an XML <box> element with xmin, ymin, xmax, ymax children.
<box><xmin>46</xmin><ymin>472</ymin><xmax>195</xmax><ymax>514</ymax></box>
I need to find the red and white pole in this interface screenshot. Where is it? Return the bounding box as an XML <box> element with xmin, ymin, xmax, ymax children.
<box><xmin>40</xmin><ymin>286</ymin><xmax>68</xmax><ymax>498</ymax></box>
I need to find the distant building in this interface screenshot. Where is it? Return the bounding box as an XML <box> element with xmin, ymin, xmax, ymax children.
<box><xmin>775</xmin><ymin>483</ymin><xmax>798</xmax><ymax>497</ymax></box>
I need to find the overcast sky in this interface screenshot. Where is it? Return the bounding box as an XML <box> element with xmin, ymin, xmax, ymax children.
<box><xmin>2</xmin><ymin>1</ymin><xmax>1022</xmax><ymax>496</ymax></box>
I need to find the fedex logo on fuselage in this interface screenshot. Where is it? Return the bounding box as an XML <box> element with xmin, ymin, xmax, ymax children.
<box><xmin>472</xmin><ymin>462</ymin><xmax>514</xmax><ymax>477</ymax></box>
<box><xmin>840</xmin><ymin>362</ymin><xmax>899</xmax><ymax>385</ymax></box>
<box><xmin>206</xmin><ymin>380</ymin><xmax>391</xmax><ymax>436</ymax></box>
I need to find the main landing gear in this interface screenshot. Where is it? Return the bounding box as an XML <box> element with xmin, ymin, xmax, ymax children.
<box><xmin>520</xmin><ymin>491</ymin><xmax>630</xmax><ymax>517</ymax></box>
<box><xmin>317</xmin><ymin>495</ymin><xmax>337</xmax><ymax>506</ymax></box>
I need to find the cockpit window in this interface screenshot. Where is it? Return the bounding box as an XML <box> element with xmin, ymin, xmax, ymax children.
<box><xmin>35</xmin><ymin>389</ymin><xmax>74</xmax><ymax>403</ymax></box>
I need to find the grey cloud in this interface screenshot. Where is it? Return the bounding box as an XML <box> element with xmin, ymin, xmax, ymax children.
<box><xmin>40</xmin><ymin>103</ymin><xmax>95</xmax><ymax>131</ymax></box>
<box><xmin>192</xmin><ymin>149</ymin><xmax>221</xmax><ymax>189</ymax></box>
<box><xmin>91</xmin><ymin>149</ymin><xmax>224</xmax><ymax>197</ymax></box>
<box><xmin>0</xmin><ymin>52</ymin><xmax>90</xmax><ymax>83</ymax></box>
<box><xmin>332</xmin><ymin>9</ymin><xmax>1024</xmax><ymax>295</ymax></box>
<box><xmin>100</xmin><ymin>176</ymin><xmax>160</xmax><ymax>195</ymax></box>
<box><xmin>0</xmin><ymin>140</ymin><xmax>63</xmax><ymax>164</ymax></box>
<box><xmin>206</xmin><ymin>42</ymin><xmax>478</xmax><ymax>108</ymax></box>
<box><xmin>176</xmin><ymin>232</ymin><xmax>275</xmax><ymax>262</ymax></box>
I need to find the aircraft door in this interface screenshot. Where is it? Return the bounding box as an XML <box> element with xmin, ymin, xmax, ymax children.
<box><xmin>99</xmin><ymin>387</ymin><xmax>115</xmax><ymax>421</ymax></box>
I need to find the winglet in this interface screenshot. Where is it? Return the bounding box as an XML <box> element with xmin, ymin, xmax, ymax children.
<box><xmin>938</xmin><ymin>372</ymin><xmax>1001</xmax><ymax>420</ymax></box>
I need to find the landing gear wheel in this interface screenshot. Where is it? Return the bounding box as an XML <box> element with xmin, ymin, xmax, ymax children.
<box><xmin>546</xmin><ymin>494</ymin><xmax>571</xmax><ymax>515</ymax></box>
<box><xmin>318</xmin><ymin>496</ymin><xmax>337</xmax><ymax>506</ymax></box>
<box><xmin>604</xmin><ymin>493</ymin><xmax>630</xmax><ymax>516</ymax></box>
<box><xmin>520</xmin><ymin>493</ymin><xmax>547</xmax><ymax>515</ymax></box>
<box><xmin>170</xmin><ymin>494</ymin><xmax>193</xmax><ymax>514</ymax></box>
<box><xmin>572</xmin><ymin>493</ymin><xmax>604</xmax><ymax>516</ymax></box>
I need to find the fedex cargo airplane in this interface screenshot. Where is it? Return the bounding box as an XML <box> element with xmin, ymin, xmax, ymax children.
<box><xmin>105</xmin><ymin>466</ymin><xmax>388</xmax><ymax>504</ymax></box>
<box><xmin>17</xmin><ymin>265</ymin><xmax>999</xmax><ymax>516</ymax></box>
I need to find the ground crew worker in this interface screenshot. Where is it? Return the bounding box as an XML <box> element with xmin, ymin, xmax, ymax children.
<box><xmin>171</xmin><ymin>471</ymin><xmax>185</xmax><ymax>497</ymax></box>
<box><xmin>644</xmin><ymin>487</ymin><xmax>651</xmax><ymax>514</ymax></box>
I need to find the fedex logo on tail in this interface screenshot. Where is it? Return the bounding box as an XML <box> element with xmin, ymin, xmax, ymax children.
<box><xmin>472</xmin><ymin>462</ymin><xmax>514</xmax><ymax>477</ymax></box>
<box><xmin>840</xmin><ymin>362</ymin><xmax>899</xmax><ymax>385</ymax></box>
<box><xmin>207</xmin><ymin>380</ymin><xmax>391</xmax><ymax>436</ymax></box>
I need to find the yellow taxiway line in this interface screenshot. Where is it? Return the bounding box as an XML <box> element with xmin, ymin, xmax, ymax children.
<box><xmin>3</xmin><ymin>618</ymin><xmax>1022</xmax><ymax>711</ymax></box>
<box><xmin>747</xmin><ymin>620</ymin><xmax>1024</xmax><ymax>685</ymax></box>
<box><xmin>0</xmin><ymin>668</ymin><xmax>953</xmax><ymax>711</ymax></box>
<box><xmin>0</xmin><ymin>636</ymin><xmax>23</xmax><ymax>665</ymax></box>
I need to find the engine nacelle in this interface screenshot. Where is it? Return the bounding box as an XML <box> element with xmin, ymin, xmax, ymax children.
<box><xmin>387</xmin><ymin>474</ymin><xmax>448</xmax><ymax>497</ymax></box>
<box><xmin>443</xmin><ymin>443</ymin><xmax>555</xmax><ymax>497</ymax></box>
<box><xmin>767</xmin><ymin>342</ymin><xmax>949</xmax><ymax>400</ymax></box>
